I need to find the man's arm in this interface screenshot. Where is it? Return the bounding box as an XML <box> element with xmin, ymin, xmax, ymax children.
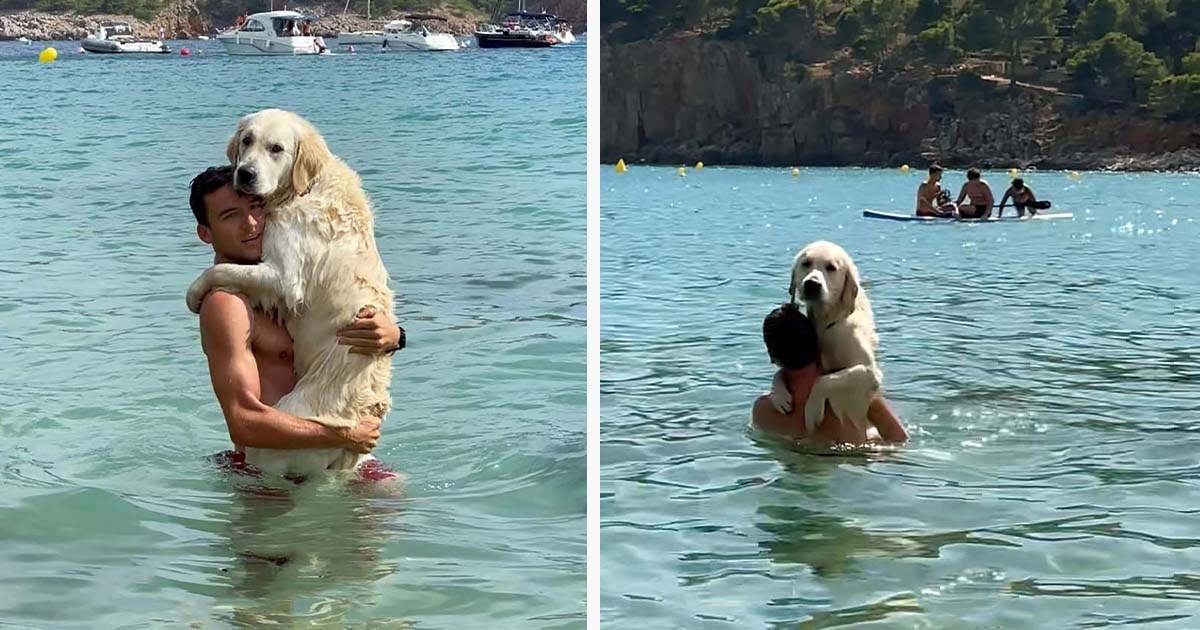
<box><xmin>199</xmin><ymin>291</ymin><xmax>375</xmax><ymax>451</ymax></box>
<box><xmin>997</xmin><ymin>189</ymin><xmax>1011</xmax><ymax>216</ymax></box>
<box><xmin>866</xmin><ymin>398</ymin><xmax>909</xmax><ymax>442</ymax></box>
<box><xmin>954</xmin><ymin>183</ymin><xmax>968</xmax><ymax>205</ymax></box>
<box><xmin>916</xmin><ymin>185</ymin><xmax>933</xmax><ymax>213</ymax></box>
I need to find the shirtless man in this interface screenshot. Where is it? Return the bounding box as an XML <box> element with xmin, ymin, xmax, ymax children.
<box><xmin>188</xmin><ymin>166</ymin><xmax>404</xmax><ymax>480</ymax></box>
<box><xmin>997</xmin><ymin>178</ymin><xmax>1050</xmax><ymax>218</ymax></box>
<box><xmin>751</xmin><ymin>304</ymin><xmax>908</xmax><ymax>445</ymax></box>
<box><xmin>915</xmin><ymin>165</ymin><xmax>958</xmax><ymax>217</ymax></box>
<box><xmin>954</xmin><ymin>168</ymin><xmax>995</xmax><ymax>219</ymax></box>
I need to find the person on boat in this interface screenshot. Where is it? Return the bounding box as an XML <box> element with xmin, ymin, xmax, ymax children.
<box><xmin>187</xmin><ymin>166</ymin><xmax>405</xmax><ymax>487</ymax></box>
<box><xmin>750</xmin><ymin>303</ymin><xmax>908</xmax><ymax>445</ymax></box>
<box><xmin>997</xmin><ymin>178</ymin><xmax>1051</xmax><ymax>218</ymax></box>
<box><xmin>235</xmin><ymin>10</ymin><xmax>248</xmax><ymax>29</ymax></box>
<box><xmin>916</xmin><ymin>165</ymin><xmax>958</xmax><ymax>217</ymax></box>
<box><xmin>954</xmin><ymin>167</ymin><xmax>995</xmax><ymax>219</ymax></box>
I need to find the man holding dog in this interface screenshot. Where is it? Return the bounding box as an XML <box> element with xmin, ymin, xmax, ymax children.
<box><xmin>187</xmin><ymin>165</ymin><xmax>404</xmax><ymax>481</ymax></box>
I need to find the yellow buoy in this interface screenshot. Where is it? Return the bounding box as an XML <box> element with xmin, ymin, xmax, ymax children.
<box><xmin>1069</xmin><ymin>170</ymin><xmax>1082</xmax><ymax>181</ymax></box>
<box><xmin>791</xmin><ymin>168</ymin><xmax>800</xmax><ymax>177</ymax></box>
<box><xmin>38</xmin><ymin>47</ymin><xmax>57</xmax><ymax>63</ymax></box>
<box><xmin>615</xmin><ymin>158</ymin><xmax>627</xmax><ymax>173</ymax></box>
<box><xmin>900</xmin><ymin>164</ymin><xmax>910</xmax><ymax>173</ymax></box>
<box><xmin>678</xmin><ymin>167</ymin><xmax>686</xmax><ymax>177</ymax></box>
<box><xmin>695</xmin><ymin>161</ymin><xmax>704</xmax><ymax>169</ymax></box>
<box><xmin>1009</xmin><ymin>168</ymin><xmax>1019</xmax><ymax>178</ymax></box>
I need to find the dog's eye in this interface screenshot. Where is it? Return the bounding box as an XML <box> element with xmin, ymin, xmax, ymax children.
<box><xmin>241</xmin><ymin>135</ymin><xmax>252</xmax><ymax>146</ymax></box>
<box><xmin>799</xmin><ymin>260</ymin><xmax>809</xmax><ymax>268</ymax></box>
<box><xmin>269</xmin><ymin>144</ymin><xmax>284</xmax><ymax>154</ymax></box>
<box><xmin>826</xmin><ymin>264</ymin><xmax>836</xmax><ymax>272</ymax></box>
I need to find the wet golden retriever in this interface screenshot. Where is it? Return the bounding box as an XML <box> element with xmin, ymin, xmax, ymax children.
<box><xmin>186</xmin><ymin>109</ymin><xmax>394</xmax><ymax>476</ymax></box>
<box><xmin>770</xmin><ymin>240</ymin><xmax>882</xmax><ymax>434</ymax></box>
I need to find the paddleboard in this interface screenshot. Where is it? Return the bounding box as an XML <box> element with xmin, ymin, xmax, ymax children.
<box><xmin>863</xmin><ymin>210</ymin><xmax>1073</xmax><ymax>223</ymax></box>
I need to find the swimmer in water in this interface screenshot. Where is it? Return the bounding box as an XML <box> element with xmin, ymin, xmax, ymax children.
<box><xmin>751</xmin><ymin>303</ymin><xmax>908</xmax><ymax>445</ymax></box>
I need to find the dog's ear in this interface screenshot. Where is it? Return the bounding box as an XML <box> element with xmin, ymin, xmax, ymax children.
<box><xmin>828</xmin><ymin>262</ymin><xmax>860</xmax><ymax>321</ymax></box>
<box><xmin>225</xmin><ymin>122</ymin><xmax>242</xmax><ymax>165</ymax></box>
<box><xmin>291</xmin><ymin>128</ymin><xmax>332</xmax><ymax>195</ymax></box>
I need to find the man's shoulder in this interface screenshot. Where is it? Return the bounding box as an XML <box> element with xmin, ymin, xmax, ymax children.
<box><xmin>198</xmin><ymin>290</ymin><xmax>253</xmax><ymax>331</ymax></box>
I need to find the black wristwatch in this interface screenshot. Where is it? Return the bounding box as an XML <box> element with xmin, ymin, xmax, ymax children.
<box><xmin>386</xmin><ymin>327</ymin><xmax>407</xmax><ymax>355</ymax></box>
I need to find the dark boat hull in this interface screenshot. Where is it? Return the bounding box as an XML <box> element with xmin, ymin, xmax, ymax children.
<box><xmin>473</xmin><ymin>32</ymin><xmax>554</xmax><ymax>48</ymax></box>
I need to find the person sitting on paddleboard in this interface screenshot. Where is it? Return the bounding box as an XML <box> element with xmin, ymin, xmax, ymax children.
<box><xmin>954</xmin><ymin>168</ymin><xmax>995</xmax><ymax>219</ymax></box>
<box><xmin>916</xmin><ymin>165</ymin><xmax>958</xmax><ymax>218</ymax></box>
<box><xmin>997</xmin><ymin>178</ymin><xmax>1051</xmax><ymax>218</ymax></box>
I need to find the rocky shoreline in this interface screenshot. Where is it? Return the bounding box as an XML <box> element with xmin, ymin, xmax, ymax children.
<box><xmin>601</xmin><ymin>37</ymin><xmax>1200</xmax><ymax>173</ymax></box>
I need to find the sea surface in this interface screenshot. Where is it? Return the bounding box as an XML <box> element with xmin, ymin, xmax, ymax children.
<box><xmin>600</xmin><ymin>166</ymin><xmax>1200</xmax><ymax>628</ymax></box>
<box><xmin>0</xmin><ymin>40</ymin><xmax>585</xmax><ymax>627</ymax></box>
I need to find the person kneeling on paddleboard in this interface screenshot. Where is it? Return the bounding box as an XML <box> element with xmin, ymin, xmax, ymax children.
<box><xmin>997</xmin><ymin>178</ymin><xmax>1051</xmax><ymax>218</ymax></box>
<box><xmin>916</xmin><ymin>165</ymin><xmax>958</xmax><ymax>217</ymax></box>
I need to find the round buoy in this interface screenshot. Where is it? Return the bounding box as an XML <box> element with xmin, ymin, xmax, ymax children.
<box><xmin>1009</xmin><ymin>168</ymin><xmax>1019</xmax><ymax>178</ymax></box>
<box><xmin>695</xmin><ymin>161</ymin><xmax>704</xmax><ymax>169</ymax></box>
<box><xmin>900</xmin><ymin>164</ymin><xmax>910</xmax><ymax>173</ymax></box>
<box><xmin>678</xmin><ymin>167</ymin><xmax>686</xmax><ymax>177</ymax></box>
<box><xmin>791</xmin><ymin>168</ymin><xmax>800</xmax><ymax>177</ymax></box>
<box><xmin>1069</xmin><ymin>170</ymin><xmax>1082</xmax><ymax>181</ymax></box>
<box><xmin>615</xmin><ymin>158</ymin><xmax>627</xmax><ymax>173</ymax></box>
<box><xmin>180</xmin><ymin>48</ymin><xmax>191</xmax><ymax>56</ymax></box>
<box><xmin>38</xmin><ymin>47</ymin><xmax>57</xmax><ymax>63</ymax></box>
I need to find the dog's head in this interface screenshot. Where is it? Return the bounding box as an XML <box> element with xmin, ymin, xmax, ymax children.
<box><xmin>226</xmin><ymin>108</ymin><xmax>332</xmax><ymax>201</ymax></box>
<box><xmin>789</xmin><ymin>240</ymin><xmax>860</xmax><ymax>322</ymax></box>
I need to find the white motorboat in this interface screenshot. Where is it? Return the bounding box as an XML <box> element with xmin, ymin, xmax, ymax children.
<box><xmin>382</xmin><ymin>15</ymin><xmax>459</xmax><ymax>51</ymax></box>
<box><xmin>80</xmin><ymin>22</ymin><xmax>170</xmax><ymax>54</ymax></box>
<box><xmin>338</xmin><ymin>28</ymin><xmax>385</xmax><ymax>45</ymax></box>
<box><xmin>217</xmin><ymin>11</ymin><xmax>326</xmax><ymax>56</ymax></box>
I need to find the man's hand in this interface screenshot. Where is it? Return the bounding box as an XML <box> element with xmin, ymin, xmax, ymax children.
<box><xmin>337</xmin><ymin>305</ymin><xmax>405</xmax><ymax>355</ymax></box>
<box><xmin>342</xmin><ymin>414</ymin><xmax>382</xmax><ymax>453</ymax></box>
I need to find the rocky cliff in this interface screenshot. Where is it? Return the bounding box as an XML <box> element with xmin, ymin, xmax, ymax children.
<box><xmin>601</xmin><ymin>36</ymin><xmax>1200</xmax><ymax>171</ymax></box>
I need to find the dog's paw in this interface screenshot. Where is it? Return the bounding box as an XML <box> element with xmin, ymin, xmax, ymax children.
<box><xmin>185</xmin><ymin>277</ymin><xmax>210</xmax><ymax>314</ymax></box>
<box><xmin>769</xmin><ymin>386</ymin><xmax>793</xmax><ymax>414</ymax></box>
<box><xmin>804</xmin><ymin>395</ymin><xmax>826</xmax><ymax>435</ymax></box>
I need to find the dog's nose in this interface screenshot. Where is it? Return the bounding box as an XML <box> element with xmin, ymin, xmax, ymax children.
<box><xmin>802</xmin><ymin>279</ymin><xmax>822</xmax><ymax>299</ymax></box>
<box><xmin>236</xmin><ymin>166</ymin><xmax>257</xmax><ymax>186</ymax></box>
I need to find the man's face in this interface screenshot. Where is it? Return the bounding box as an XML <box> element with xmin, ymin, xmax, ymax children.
<box><xmin>931</xmin><ymin>171</ymin><xmax>942</xmax><ymax>183</ymax></box>
<box><xmin>197</xmin><ymin>183</ymin><xmax>265</xmax><ymax>264</ymax></box>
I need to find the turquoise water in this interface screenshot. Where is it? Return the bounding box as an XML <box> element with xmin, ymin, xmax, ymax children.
<box><xmin>600</xmin><ymin>167</ymin><xmax>1200</xmax><ymax>628</ymax></box>
<box><xmin>0</xmin><ymin>42</ymin><xmax>584</xmax><ymax>627</ymax></box>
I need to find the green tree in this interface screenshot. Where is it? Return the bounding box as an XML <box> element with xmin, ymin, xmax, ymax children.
<box><xmin>910</xmin><ymin>0</ymin><xmax>950</xmax><ymax>32</ymax></box>
<box><xmin>1184</xmin><ymin>51</ymin><xmax>1200</xmax><ymax>73</ymax></box>
<box><xmin>1066</xmin><ymin>32</ymin><xmax>1169</xmax><ymax>101</ymax></box>
<box><xmin>1149</xmin><ymin>73</ymin><xmax>1200</xmax><ymax>117</ymax></box>
<box><xmin>968</xmin><ymin>0</ymin><xmax>1063</xmax><ymax>86</ymax></box>
<box><xmin>915</xmin><ymin>19</ymin><xmax>962</xmax><ymax>62</ymax></box>
<box><xmin>1075</xmin><ymin>0</ymin><xmax>1128</xmax><ymax>42</ymax></box>
<box><xmin>851</xmin><ymin>0</ymin><xmax>917</xmax><ymax>64</ymax></box>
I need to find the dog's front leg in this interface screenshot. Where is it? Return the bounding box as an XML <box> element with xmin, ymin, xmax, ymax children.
<box><xmin>186</xmin><ymin>263</ymin><xmax>287</xmax><ymax>314</ymax></box>
<box><xmin>769</xmin><ymin>369</ymin><xmax>793</xmax><ymax>414</ymax></box>
<box><xmin>805</xmin><ymin>364</ymin><xmax>882</xmax><ymax>434</ymax></box>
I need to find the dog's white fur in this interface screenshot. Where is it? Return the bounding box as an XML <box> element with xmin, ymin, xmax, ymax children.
<box><xmin>187</xmin><ymin>108</ymin><xmax>394</xmax><ymax>476</ymax></box>
<box><xmin>770</xmin><ymin>240</ymin><xmax>882</xmax><ymax>434</ymax></box>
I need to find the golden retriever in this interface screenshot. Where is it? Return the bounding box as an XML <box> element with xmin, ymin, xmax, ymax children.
<box><xmin>186</xmin><ymin>108</ymin><xmax>395</xmax><ymax>476</ymax></box>
<box><xmin>770</xmin><ymin>240</ymin><xmax>882</xmax><ymax>434</ymax></box>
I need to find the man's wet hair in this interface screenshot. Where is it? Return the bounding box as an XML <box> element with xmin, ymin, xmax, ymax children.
<box><xmin>1012</xmin><ymin>177</ymin><xmax>1025</xmax><ymax>188</ymax></box>
<box><xmin>189</xmin><ymin>166</ymin><xmax>234</xmax><ymax>227</ymax></box>
<box><xmin>763</xmin><ymin>303</ymin><xmax>819</xmax><ymax>370</ymax></box>
<box><xmin>928</xmin><ymin>164</ymin><xmax>943</xmax><ymax>175</ymax></box>
<box><xmin>967</xmin><ymin>167</ymin><xmax>981</xmax><ymax>180</ymax></box>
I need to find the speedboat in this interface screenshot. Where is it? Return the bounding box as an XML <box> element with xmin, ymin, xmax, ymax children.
<box><xmin>80</xmin><ymin>22</ymin><xmax>169</xmax><ymax>54</ymax></box>
<box><xmin>338</xmin><ymin>28</ymin><xmax>385</xmax><ymax>45</ymax></box>
<box><xmin>217</xmin><ymin>11</ymin><xmax>326</xmax><ymax>56</ymax></box>
<box><xmin>382</xmin><ymin>15</ymin><xmax>459</xmax><ymax>51</ymax></box>
<box><xmin>474</xmin><ymin>12</ymin><xmax>557</xmax><ymax>48</ymax></box>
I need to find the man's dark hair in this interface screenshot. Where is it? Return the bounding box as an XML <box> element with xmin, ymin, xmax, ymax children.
<box><xmin>189</xmin><ymin>166</ymin><xmax>234</xmax><ymax>227</ymax></box>
<box><xmin>928</xmin><ymin>164</ymin><xmax>943</xmax><ymax>175</ymax></box>
<box><xmin>763</xmin><ymin>303</ymin><xmax>819</xmax><ymax>370</ymax></box>
<box><xmin>966</xmin><ymin>167</ymin><xmax>981</xmax><ymax>180</ymax></box>
<box><xmin>1012</xmin><ymin>177</ymin><xmax>1024</xmax><ymax>188</ymax></box>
